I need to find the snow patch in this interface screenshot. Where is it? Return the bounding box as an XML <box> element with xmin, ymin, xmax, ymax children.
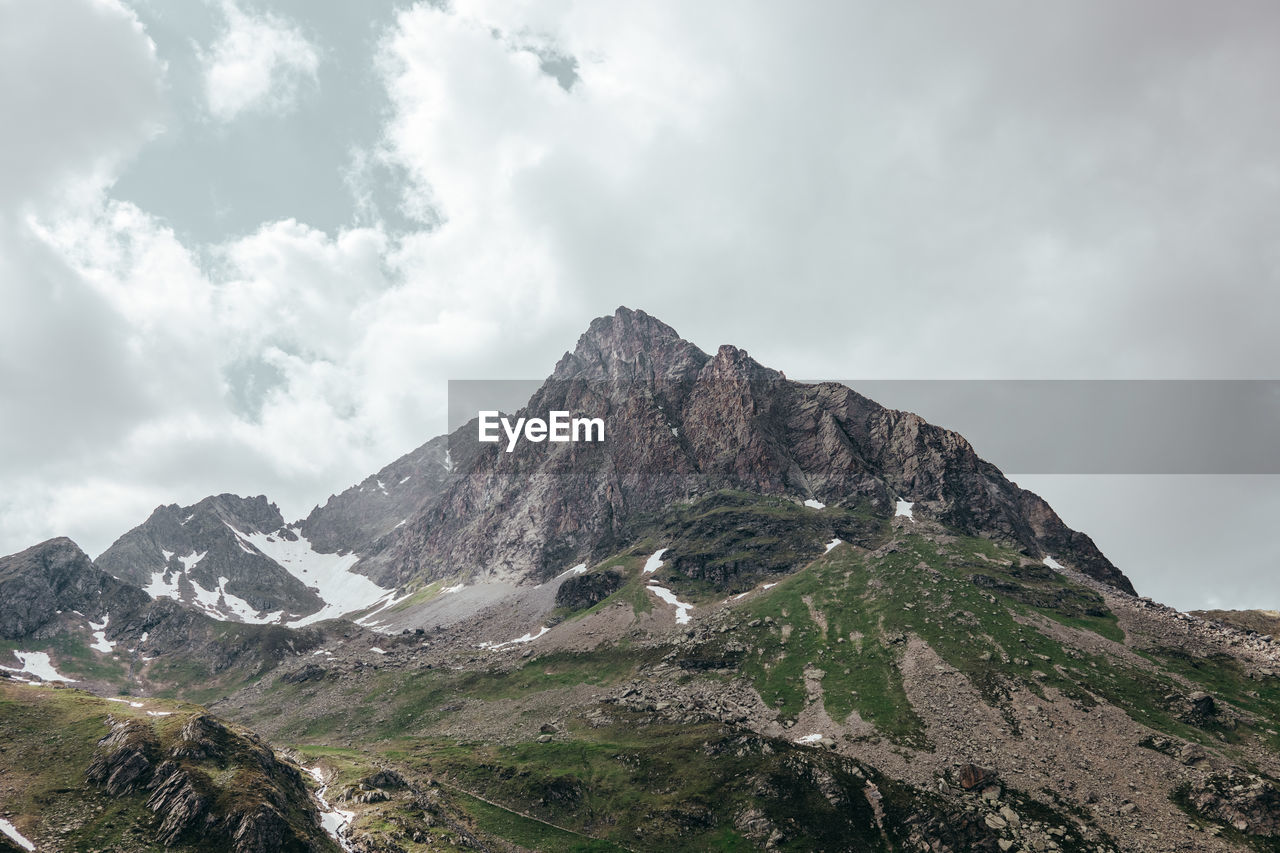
<box><xmin>143</xmin><ymin>568</ymin><xmax>181</xmax><ymax>601</ymax></box>
<box><xmin>399</xmin><ymin>475</ymin><xmax>410</xmax><ymax>484</ymax></box>
<box><xmin>147</xmin><ymin>711</ymin><xmax>172</xmax><ymax>717</ymax></box>
<box><xmin>369</xmin><ymin>647</ymin><xmax>386</xmax><ymax>655</ymax></box>
<box><xmin>646</xmin><ymin>584</ymin><xmax>693</xmax><ymax>624</ymax></box>
<box><xmin>88</xmin><ymin>614</ymin><xmax>115</xmax><ymax>653</ymax></box>
<box><xmin>178</xmin><ymin>550</ymin><xmax>207</xmax><ymax>571</ymax></box>
<box><xmin>215</xmin><ymin>578</ymin><xmax>282</xmax><ymax>624</ymax></box>
<box><xmin>228</xmin><ymin>524</ymin><xmax>392</xmax><ymax>626</ymax></box>
<box><xmin>190</xmin><ymin>577</ymin><xmax>222</xmax><ymax>613</ymax></box>
<box><xmin>106</xmin><ymin>697</ymin><xmax>145</xmax><ymax>708</ymax></box>
<box><xmin>556</xmin><ymin>562</ymin><xmax>588</xmax><ymax>580</ymax></box>
<box><xmin>8</xmin><ymin>651</ymin><xmax>74</xmax><ymax>682</ymax></box>
<box><xmin>0</xmin><ymin>818</ymin><xmax>35</xmax><ymax>851</ymax></box>
<box><xmin>803</xmin><ymin>498</ymin><xmax>826</xmax><ymax>510</ymax></box>
<box><xmin>480</xmin><ymin>626</ymin><xmax>550</xmax><ymax>651</ymax></box>
<box><xmin>824</xmin><ymin>538</ymin><xmax>842</xmax><ymax>554</ymax></box>
<box><xmin>794</xmin><ymin>733</ymin><xmax>824</xmax><ymax>744</ymax></box>
<box><xmin>762</xmin><ymin>582</ymin><xmax>779</xmax><ymax>590</ymax></box>
<box><xmin>1043</xmin><ymin>555</ymin><xmax>1065</xmax><ymax>571</ymax></box>
<box><xmin>354</xmin><ymin>590</ymin><xmax>412</xmax><ymax>627</ymax></box>
<box><xmin>441</xmin><ymin>583</ymin><xmax>465</xmax><ymax>594</ymax></box>
<box><xmin>642</xmin><ymin>548</ymin><xmax>668</xmax><ymax>574</ymax></box>
<box><xmin>160</xmin><ymin>549</ymin><xmax>174</xmax><ymax>561</ymax></box>
<box><xmin>895</xmin><ymin>500</ymin><xmax>914</xmax><ymax>519</ymax></box>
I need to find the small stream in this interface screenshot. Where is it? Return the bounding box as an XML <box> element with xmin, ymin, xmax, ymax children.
<box><xmin>307</xmin><ymin>766</ymin><xmax>355</xmax><ymax>852</ymax></box>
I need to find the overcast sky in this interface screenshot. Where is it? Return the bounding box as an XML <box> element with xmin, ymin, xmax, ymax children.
<box><xmin>2</xmin><ymin>0</ymin><xmax>1277</xmax><ymax>611</ymax></box>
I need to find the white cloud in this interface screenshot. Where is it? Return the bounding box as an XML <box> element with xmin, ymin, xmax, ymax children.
<box><xmin>0</xmin><ymin>0</ymin><xmax>162</xmax><ymax>211</ymax></box>
<box><xmin>4</xmin><ymin>0</ymin><xmax>1280</xmax><ymax>616</ymax></box>
<box><xmin>373</xmin><ymin>0</ymin><xmax>1280</xmax><ymax>381</ymax></box>
<box><xmin>201</xmin><ymin>0</ymin><xmax>319</xmax><ymax>122</ymax></box>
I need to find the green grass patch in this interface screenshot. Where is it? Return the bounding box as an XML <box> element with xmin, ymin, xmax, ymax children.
<box><xmin>450</xmin><ymin>787</ymin><xmax>629</xmax><ymax>852</ymax></box>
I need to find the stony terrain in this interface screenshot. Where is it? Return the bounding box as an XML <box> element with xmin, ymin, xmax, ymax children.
<box><xmin>212</xmin><ymin>501</ymin><xmax>1280</xmax><ymax>852</ymax></box>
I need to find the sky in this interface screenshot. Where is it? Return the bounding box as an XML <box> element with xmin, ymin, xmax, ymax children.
<box><xmin>1</xmin><ymin>0</ymin><xmax>1277</xmax><ymax>611</ymax></box>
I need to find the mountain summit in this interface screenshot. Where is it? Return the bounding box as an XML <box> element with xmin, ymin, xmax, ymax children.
<box><xmin>370</xmin><ymin>307</ymin><xmax>1134</xmax><ymax>596</ymax></box>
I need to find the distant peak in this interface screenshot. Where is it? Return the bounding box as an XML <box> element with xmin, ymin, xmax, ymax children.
<box><xmin>1</xmin><ymin>536</ymin><xmax>91</xmax><ymax>565</ymax></box>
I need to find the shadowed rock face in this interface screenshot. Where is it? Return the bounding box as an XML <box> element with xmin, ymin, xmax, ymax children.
<box><xmin>555</xmin><ymin>569</ymin><xmax>626</xmax><ymax>611</ymax></box>
<box><xmin>299</xmin><ymin>433</ymin><xmax>457</xmax><ymax>557</ymax></box>
<box><xmin>373</xmin><ymin>307</ymin><xmax>1135</xmax><ymax>595</ymax></box>
<box><xmin>0</xmin><ymin>537</ymin><xmax>149</xmax><ymax>639</ymax></box>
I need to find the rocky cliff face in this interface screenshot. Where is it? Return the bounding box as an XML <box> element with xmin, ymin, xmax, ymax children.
<box><xmin>0</xmin><ymin>537</ymin><xmax>150</xmax><ymax>639</ymax></box>
<box><xmin>373</xmin><ymin>307</ymin><xmax>1134</xmax><ymax>595</ymax></box>
<box><xmin>298</xmin><ymin>433</ymin><xmax>457</xmax><ymax>557</ymax></box>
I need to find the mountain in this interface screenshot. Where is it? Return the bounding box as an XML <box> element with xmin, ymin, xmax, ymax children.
<box><xmin>222</xmin><ymin>491</ymin><xmax>1280</xmax><ymax>853</ymax></box>
<box><xmin>96</xmin><ymin>494</ymin><xmax>393</xmax><ymax>626</ymax></box>
<box><xmin>368</xmin><ymin>307</ymin><xmax>1133</xmax><ymax>598</ymax></box>
<box><xmin>4</xmin><ymin>307</ymin><xmax>1279</xmax><ymax>852</ymax></box>
<box><xmin>0</xmin><ymin>536</ymin><xmax>150</xmax><ymax>640</ymax></box>
<box><xmin>0</xmin><ymin>538</ymin><xmax>333</xmax><ymax>704</ymax></box>
<box><xmin>299</xmin><ymin>433</ymin><xmax>457</xmax><ymax>557</ymax></box>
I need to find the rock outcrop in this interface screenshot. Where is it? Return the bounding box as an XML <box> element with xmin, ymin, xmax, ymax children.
<box><xmin>555</xmin><ymin>569</ymin><xmax>625</xmax><ymax>610</ymax></box>
<box><xmin>88</xmin><ymin>713</ymin><xmax>334</xmax><ymax>852</ymax></box>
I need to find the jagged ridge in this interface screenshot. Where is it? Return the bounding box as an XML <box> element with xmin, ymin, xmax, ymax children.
<box><xmin>374</xmin><ymin>307</ymin><xmax>1134</xmax><ymax>595</ymax></box>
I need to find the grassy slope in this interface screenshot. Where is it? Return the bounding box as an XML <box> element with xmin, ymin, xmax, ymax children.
<box><xmin>23</xmin><ymin>492</ymin><xmax>1276</xmax><ymax>850</ymax></box>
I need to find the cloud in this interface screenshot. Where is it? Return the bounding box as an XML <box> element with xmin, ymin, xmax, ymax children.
<box><xmin>3</xmin><ymin>0</ymin><xmax>1280</xmax><ymax>612</ymax></box>
<box><xmin>374</xmin><ymin>0</ymin><xmax>1280</xmax><ymax>381</ymax></box>
<box><xmin>0</xmin><ymin>0</ymin><xmax>162</xmax><ymax>211</ymax></box>
<box><xmin>0</xmin><ymin>0</ymin><xmax>167</xmax><ymax>556</ymax></box>
<box><xmin>201</xmin><ymin>0</ymin><xmax>319</xmax><ymax>121</ymax></box>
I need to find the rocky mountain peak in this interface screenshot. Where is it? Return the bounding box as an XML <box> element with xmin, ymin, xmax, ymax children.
<box><xmin>0</xmin><ymin>537</ymin><xmax>148</xmax><ymax>639</ymax></box>
<box><xmin>553</xmin><ymin>306</ymin><xmax>709</xmax><ymax>385</ymax></box>
<box><xmin>184</xmin><ymin>493</ymin><xmax>284</xmax><ymax>533</ymax></box>
<box><xmin>96</xmin><ymin>494</ymin><xmax>331</xmax><ymax>624</ymax></box>
<box><xmin>368</xmin><ymin>310</ymin><xmax>1136</xmax><ymax>597</ymax></box>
